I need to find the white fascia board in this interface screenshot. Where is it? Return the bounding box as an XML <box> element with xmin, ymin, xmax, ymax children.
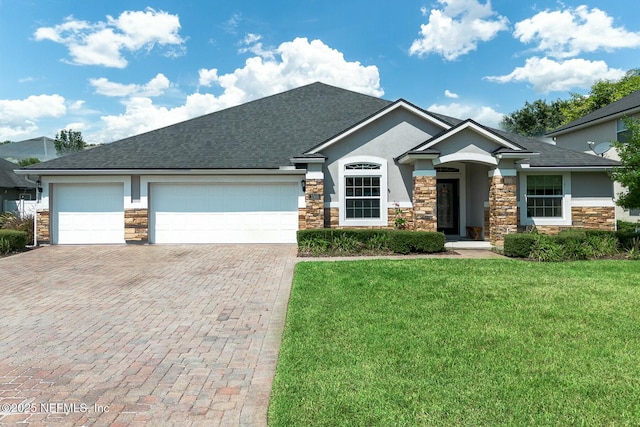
<box><xmin>495</xmin><ymin>152</ymin><xmax>540</xmax><ymax>159</ymax></box>
<box><xmin>290</xmin><ymin>157</ymin><xmax>326</xmax><ymax>164</ymax></box>
<box><xmin>415</xmin><ymin>121</ymin><xmax>522</xmax><ymax>152</ymax></box>
<box><xmin>396</xmin><ymin>153</ymin><xmax>439</xmax><ymax>165</ymax></box>
<box><xmin>517</xmin><ymin>165</ymin><xmax>615</xmax><ymax>172</ymax></box>
<box><xmin>307</xmin><ymin>101</ymin><xmax>451</xmax><ymax>154</ymax></box>
<box><xmin>16</xmin><ymin>168</ymin><xmax>306</xmax><ymax>176</ymax></box>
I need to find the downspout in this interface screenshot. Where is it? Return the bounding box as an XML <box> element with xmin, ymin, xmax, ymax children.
<box><xmin>23</xmin><ymin>175</ymin><xmax>40</xmax><ymax>247</ymax></box>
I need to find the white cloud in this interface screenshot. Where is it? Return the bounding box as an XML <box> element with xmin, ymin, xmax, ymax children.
<box><xmin>88</xmin><ymin>37</ymin><xmax>383</xmax><ymax>143</ymax></box>
<box><xmin>444</xmin><ymin>90</ymin><xmax>459</xmax><ymax>99</ymax></box>
<box><xmin>514</xmin><ymin>5</ymin><xmax>640</xmax><ymax>59</ymax></box>
<box><xmin>89</xmin><ymin>73</ymin><xmax>170</xmax><ymax>97</ymax></box>
<box><xmin>409</xmin><ymin>0</ymin><xmax>509</xmax><ymax>61</ymax></box>
<box><xmin>34</xmin><ymin>8</ymin><xmax>185</xmax><ymax>68</ymax></box>
<box><xmin>428</xmin><ymin>102</ymin><xmax>504</xmax><ymax>128</ymax></box>
<box><xmin>0</xmin><ymin>94</ymin><xmax>67</xmax><ymax>140</ymax></box>
<box><xmin>198</xmin><ymin>68</ymin><xmax>219</xmax><ymax>87</ymax></box>
<box><xmin>485</xmin><ymin>56</ymin><xmax>626</xmax><ymax>93</ymax></box>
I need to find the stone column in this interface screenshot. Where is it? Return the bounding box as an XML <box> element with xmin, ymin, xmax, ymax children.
<box><xmin>489</xmin><ymin>169</ymin><xmax>518</xmax><ymax>245</ymax></box>
<box><xmin>304</xmin><ymin>178</ymin><xmax>324</xmax><ymax>229</ymax></box>
<box><xmin>124</xmin><ymin>208</ymin><xmax>149</xmax><ymax>243</ymax></box>
<box><xmin>36</xmin><ymin>210</ymin><xmax>50</xmax><ymax>244</ymax></box>
<box><xmin>412</xmin><ymin>171</ymin><xmax>437</xmax><ymax>232</ymax></box>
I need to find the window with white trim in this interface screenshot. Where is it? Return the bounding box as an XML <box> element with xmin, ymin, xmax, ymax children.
<box><xmin>617</xmin><ymin>119</ymin><xmax>631</xmax><ymax>144</ymax></box>
<box><xmin>345</xmin><ymin>176</ymin><xmax>380</xmax><ymax>218</ymax></box>
<box><xmin>526</xmin><ymin>175</ymin><xmax>563</xmax><ymax>217</ymax></box>
<box><xmin>339</xmin><ymin>157</ymin><xmax>387</xmax><ymax>226</ymax></box>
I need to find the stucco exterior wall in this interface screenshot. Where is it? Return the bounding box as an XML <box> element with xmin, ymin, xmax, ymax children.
<box><xmin>323</xmin><ymin>109</ymin><xmax>444</xmax><ymax>207</ymax></box>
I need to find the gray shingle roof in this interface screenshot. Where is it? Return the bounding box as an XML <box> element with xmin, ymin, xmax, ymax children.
<box><xmin>0</xmin><ymin>137</ymin><xmax>57</xmax><ymax>161</ymax></box>
<box><xmin>399</xmin><ymin>119</ymin><xmax>619</xmax><ymax>168</ymax></box>
<box><xmin>0</xmin><ymin>158</ymin><xmax>35</xmax><ymax>188</ymax></box>
<box><xmin>26</xmin><ymin>83</ymin><xmax>392</xmax><ymax>170</ymax></box>
<box><xmin>547</xmin><ymin>90</ymin><xmax>640</xmax><ymax>136</ymax></box>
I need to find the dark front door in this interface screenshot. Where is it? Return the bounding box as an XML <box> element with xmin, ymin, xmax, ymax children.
<box><xmin>437</xmin><ymin>179</ymin><xmax>459</xmax><ymax>235</ymax></box>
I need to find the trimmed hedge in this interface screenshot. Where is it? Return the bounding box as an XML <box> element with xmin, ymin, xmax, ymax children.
<box><xmin>505</xmin><ymin>229</ymin><xmax>623</xmax><ymax>261</ymax></box>
<box><xmin>504</xmin><ymin>234</ymin><xmax>537</xmax><ymax>258</ymax></box>
<box><xmin>0</xmin><ymin>229</ymin><xmax>28</xmax><ymax>253</ymax></box>
<box><xmin>616</xmin><ymin>231</ymin><xmax>640</xmax><ymax>250</ymax></box>
<box><xmin>297</xmin><ymin>229</ymin><xmax>446</xmax><ymax>255</ymax></box>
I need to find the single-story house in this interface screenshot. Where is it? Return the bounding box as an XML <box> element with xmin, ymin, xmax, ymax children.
<box><xmin>546</xmin><ymin>90</ymin><xmax>640</xmax><ymax>220</ymax></box>
<box><xmin>18</xmin><ymin>82</ymin><xmax>619</xmax><ymax>245</ymax></box>
<box><xmin>1</xmin><ymin>158</ymin><xmax>36</xmax><ymax>213</ymax></box>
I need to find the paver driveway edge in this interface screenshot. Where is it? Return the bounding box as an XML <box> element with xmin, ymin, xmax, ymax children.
<box><xmin>239</xmin><ymin>245</ymin><xmax>297</xmax><ymax>427</ymax></box>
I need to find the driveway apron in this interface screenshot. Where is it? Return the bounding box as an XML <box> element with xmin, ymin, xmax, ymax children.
<box><xmin>0</xmin><ymin>244</ymin><xmax>297</xmax><ymax>426</ymax></box>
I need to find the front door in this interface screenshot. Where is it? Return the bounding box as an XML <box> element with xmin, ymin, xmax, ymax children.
<box><xmin>437</xmin><ymin>179</ymin><xmax>459</xmax><ymax>235</ymax></box>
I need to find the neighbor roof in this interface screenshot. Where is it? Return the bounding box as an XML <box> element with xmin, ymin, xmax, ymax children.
<box><xmin>25</xmin><ymin>83</ymin><xmax>392</xmax><ymax>170</ymax></box>
<box><xmin>0</xmin><ymin>136</ymin><xmax>57</xmax><ymax>162</ymax></box>
<box><xmin>0</xmin><ymin>158</ymin><xmax>35</xmax><ymax>188</ymax></box>
<box><xmin>547</xmin><ymin>90</ymin><xmax>640</xmax><ymax>137</ymax></box>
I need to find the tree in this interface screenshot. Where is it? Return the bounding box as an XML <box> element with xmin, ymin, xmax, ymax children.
<box><xmin>611</xmin><ymin>117</ymin><xmax>640</xmax><ymax>210</ymax></box>
<box><xmin>54</xmin><ymin>129</ymin><xmax>86</xmax><ymax>155</ymax></box>
<box><xmin>502</xmin><ymin>69</ymin><xmax>640</xmax><ymax>137</ymax></box>
<box><xmin>500</xmin><ymin>99</ymin><xmax>569</xmax><ymax>137</ymax></box>
<box><xmin>17</xmin><ymin>157</ymin><xmax>41</xmax><ymax>167</ymax></box>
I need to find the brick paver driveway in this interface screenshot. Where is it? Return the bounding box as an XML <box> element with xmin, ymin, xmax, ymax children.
<box><xmin>0</xmin><ymin>244</ymin><xmax>297</xmax><ymax>426</ymax></box>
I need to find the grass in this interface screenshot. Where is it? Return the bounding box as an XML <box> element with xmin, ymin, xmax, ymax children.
<box><xmin>269</xmin><ymin>259</ymin><xmax>640</xmax><ymax>426</ymax></box>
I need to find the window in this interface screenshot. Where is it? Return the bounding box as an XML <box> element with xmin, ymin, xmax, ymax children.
<box><xmin>338</xmin><ymin>157</ymin><xmax>387</xmax><ymax>226</ymax></box>
<box><xmin>617</xmin><ymin>119</ymin><xmax>631</xmax><ymax>144</ymax></box>
<box><xmin>345</xmin><ymin>176</ymin><xmax>380</xmax><ymax>218</ymax></box>
<box><xmin>526</xmin><ymin>175</ymin><xmax>563</xmax><ymax>217</ymax></box>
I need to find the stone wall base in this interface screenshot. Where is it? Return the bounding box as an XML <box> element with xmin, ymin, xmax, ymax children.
<box><xmin>124</xmin><ymin>209</ymin><xmax>148</xmax><ymax>243</ymax></box>
<box><xmin>36</xmin><ymin>210</ymin><xmax>50</xmax><ymax>244</ymax></box>
<box><xmin>571</xmin><ymin>206</ymin><xmax>615</xmax><ymax>230</ymax></box>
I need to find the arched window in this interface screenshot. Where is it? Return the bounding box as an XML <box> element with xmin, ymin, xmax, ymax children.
<box><xmin>338</xmin><ymin>157</ymin><xmax>388</xmax><ymax>226</ymax></box>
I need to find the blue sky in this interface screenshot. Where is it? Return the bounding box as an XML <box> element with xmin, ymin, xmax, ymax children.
<box><xmin>1</xmin><ymin>0</ymin><xmax>639</xmax><ymax>143</ymax></box>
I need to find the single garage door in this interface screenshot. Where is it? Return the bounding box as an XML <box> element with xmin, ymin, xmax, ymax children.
<box><xmin>53</xmin><ymin>183</ymin><xmax>125</xmax><ymax>244</ymax></box>
<box><xmin>150</xmin><ymin>182</ymin><xmax>299</xmax><ymax>244</ymax></box>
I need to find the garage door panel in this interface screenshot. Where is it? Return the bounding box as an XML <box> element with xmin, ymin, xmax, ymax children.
<box><xmin>53</xmin><ymin>183</ymin><xmax>124</xmax><ymax>244</ymax></box>
<box><xmin>150</xmin><ymin>182</ymin><xmax>298</xmax><ymax>244</ymax></box>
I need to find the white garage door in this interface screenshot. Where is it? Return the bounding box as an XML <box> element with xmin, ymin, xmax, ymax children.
<box><xmin>53</xmin><ymin>183</ymin><xmax>124</xmax><ymax>244</ymax></box>
<box><xmin>150</xmin><ymin>182</ymin><xmax>299</xmax><ymax>244</ymax></box>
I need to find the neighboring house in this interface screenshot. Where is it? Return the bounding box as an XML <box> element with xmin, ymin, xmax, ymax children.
<box><xmin>18</xmin><ymin>82</ymin><xmax>619</xmax><ymax>246</ymax></box>
<box><xmin>0</xmin><ymin>158</ymin><xmax>36</xmax><ymax>213</ymax></box>
<box><xmin>0</xmin><ymin>136</ymin><xmax>58</xmax><ymax>163</ymax></box>
<box><xmin>547</xmin><ymin>90</ymin><xmax>640</xmax><ymax>221</ymax></box>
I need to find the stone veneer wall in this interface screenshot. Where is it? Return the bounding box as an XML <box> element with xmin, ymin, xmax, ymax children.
<box><xmin>298</xmin><ymin>208</ymin><xmax>307</xmax><ymax>230</ymax></box>
<box><xmin>571</xmin><ymin>206</ymin><xmax>615</xmax><ymax>230</ymax></box>
<box><xmin>36</xmin><ymin>210</ymin><xmax>50</xmax><ymax>244</ymax></box>
<box><xmin>412</xmin><ymin>175</ymin><xmax>437</xmax><ymax>232</ymax></box>
<box><xmin>124</xmin><ymin>209</ymin><xmax>148</xmax><ymax>243</ymax></box>
<box><xmin>304</xmin><ymin>179</ymin><xmax>324</xmax><ymax>229</ymax></box>
<box><xmin>534</xmin><ymin>206</ymin><xmax>616</xmax><ymax>234</ymax></box>
<box><xmin>387</xmin><ymin>207</ymin><xmax>414</xmax><ymax>230</ymax></box>
<box><xmin>489</xmin><ymin>175</ymin><xmax>518</xmax><ymax>245</ymax></box>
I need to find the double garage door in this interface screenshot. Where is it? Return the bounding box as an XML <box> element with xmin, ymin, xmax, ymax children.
<box><xmin>52</xmin><ymin>182</ymin><xmax>298</xmax><ymax>244</ymax></box>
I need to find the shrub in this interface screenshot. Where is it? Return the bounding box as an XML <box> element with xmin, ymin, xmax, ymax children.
<box><xmin>0</xmin><ymin>213</ymin><xmax>34</xmax><ymax>245</ymax></box>
<box><xmin>616</xmin><ymin>231</ymin><xmax>640</xmax><ymax>250</ymax></box>
<box><xmin>504</xmin><ymin>234</ymin><xmax>537</xmax><ymax>258</ymax></box>
<box><xmin>0</xmin><ymin>229</ymin><xmax>28</xmax><ymax>253</ymax></box>
<box><xmin>617</xmin><ymin>220</ymin><xmax>640</xmax><ymax>233</ymax></box>
<box><xmin>529</xmin><ymin>236</ymin><xmax>564</xmax><ymax>262</ymax></box>
<box><xmin>504</xmin><ymin>230</ymin><xmax>619</xmax><ymax>261</ymax></box>
<box><xmin>297</xmin><ymin>229</ymin><xmax>445</xmax><ymax>256</ymax></box>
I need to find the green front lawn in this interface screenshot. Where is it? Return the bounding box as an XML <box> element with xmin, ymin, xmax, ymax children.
<box><xmin>269</xmin><ymin>259</ymin><xmax>640</xmax><ymax>426</ymax></box>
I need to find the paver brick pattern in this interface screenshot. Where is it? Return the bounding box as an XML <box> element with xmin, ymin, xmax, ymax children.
<box><xmin>0</xmin><ymin>244</ymin><xmax>296</xmax><ymax>426</ymax></box>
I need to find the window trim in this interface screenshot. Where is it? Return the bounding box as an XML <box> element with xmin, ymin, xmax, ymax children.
<box><xmin>339</xmin><ymin>156</ymin><xmax>388</xmax><ymax>226</ymax></box>
<box><xmin>519</xmin><ymin>172</ymin><xmax>571</xmax><ymax>226</ymax></box>
<box><xmin>617</xmin><ymin>118</ymin><xmax>631</xmax><ymax>144</ymax></box>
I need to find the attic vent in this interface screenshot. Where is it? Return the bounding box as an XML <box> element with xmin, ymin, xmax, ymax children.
<box><xmin>436</xmin><ymin>167</ymin><xmax>460</xmax><ymax>173</ymax></box>
<box><xmin>345</xmin><ymin>163</ymin><xmax>381</xmax><ymax>170</ymax></box>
